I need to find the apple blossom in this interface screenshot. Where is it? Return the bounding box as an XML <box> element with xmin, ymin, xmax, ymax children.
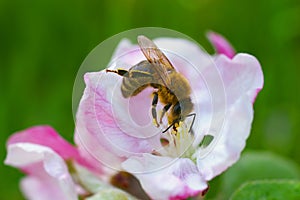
<box><xmin>75</xmin><ymin>32</ymin><xmax>264</xmax><ymax>199</ymax></box>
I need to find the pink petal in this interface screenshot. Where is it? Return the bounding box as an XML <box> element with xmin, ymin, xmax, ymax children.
<box><xmin>5</xmin><ymin>143</ymin><xmax>77</xmax><ymax>200</ymax></box>
<box><xmin>122</xmin><ymin>154</ymin><xmax>207</xmax><ymax>200</ymax></box>
<box><xmin>7</xmin><ymin>125</ymin><xmax>102</xmax><ymax>173</ymax></box>
<box><xmin>7</xmin><ymin>126</ymin><xmax>77</xmax><ymax>160</ymax></box>
<box><xmin>75</xmin><ymin>71</ymin><xmax>162</xmax><ymax>169</ymax></box>
<box><xmin>196</xmin><ymin>54</ymin><xmax>263</xmax><ymax>180</ymax></box>
<box><xmin>214</xmin><ymin>53</ymin><xmax>264</xmax><ymax>105</ymax></box>
<box><xmin>207</xmin><ymin>31</ymin><xmax>236</xmax><ymax>58</ymax></box>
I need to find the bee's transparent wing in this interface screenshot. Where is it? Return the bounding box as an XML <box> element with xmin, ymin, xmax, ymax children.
<box><xmin>137</xmin><ymin>35</ymin><xmax>175</xmax><ymax>88</ymax></box>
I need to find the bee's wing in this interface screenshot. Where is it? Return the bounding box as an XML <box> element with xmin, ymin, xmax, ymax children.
<box><xmin>137</xmin><ymin>35</ymin><xmax>175</xmax><ymax>88</ymax></box>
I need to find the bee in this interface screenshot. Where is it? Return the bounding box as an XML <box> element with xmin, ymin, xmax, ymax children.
<box><xmin>106</xmin><ymin>35</ymin><xmax>195</xmax><ymax>133</ymax></box>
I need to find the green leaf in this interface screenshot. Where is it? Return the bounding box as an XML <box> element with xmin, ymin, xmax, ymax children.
<box><xmin>230</xmin><ymin>180</ymin><xmax>300</xmax><ymax>200</ymax></box>
<box><xmin>220</xmin><ymin>150</ymin><xmax>300</xmax><ymax>199</ymax></box>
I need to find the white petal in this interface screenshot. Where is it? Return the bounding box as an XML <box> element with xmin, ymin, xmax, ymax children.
<box><xmin>197</xmin><ymin>95</ymin><xmax>254</xmax><ymax>180</ymax></box>
<box><xmin>195</xmin><ymin>53</ymin><xmax>263</xmax><ymax>180</ymax></box>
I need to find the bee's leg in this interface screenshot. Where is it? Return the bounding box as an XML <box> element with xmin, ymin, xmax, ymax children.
<box><xmin>151</xmin><ymin>92</ymin><xmax>159</xmax><ymax>127</ymax></box>
<box><xmin>106</xmin><ymin>69</ymin><xmax>129</xmax><ymax>77</ymax></box>
<box><xmin>159</xmin><ymin>103</ymin><xmax>172</xmax><ymax>124</ymax></box>
<box><xmin>162</xmin><ymin>102</ymin><xmax>180</xmax><ymax>133</ymax></box>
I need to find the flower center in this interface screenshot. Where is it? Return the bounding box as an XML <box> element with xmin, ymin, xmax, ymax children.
<box><xmin>155</xmin><ymin>121</ymin><xmax>196</xmax><ymax>160</ymax></box>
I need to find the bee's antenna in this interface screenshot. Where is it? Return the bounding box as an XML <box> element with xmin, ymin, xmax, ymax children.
<box><xmin>162</xmin><ymin>124</ymin><xmax>172</xmax><ymax>133</ymax></box>
<box><xmin>106</xmin><ymin>69</ymin><xmax>128</xmax><ymax>77</ymax></box>
<box><xmin>106</xmin><ymin>69</ymin><xmax>117</xmax><ymax>73</ymax></box>
<box><xmin>162</xmin><ymin>119</ymin><xmax>179</xmax><ymax>133</ymax></box>
<box><xmin>186</xmin><ymin>113</ymin><xmax>196</xmax><ymax>133</ymax></box>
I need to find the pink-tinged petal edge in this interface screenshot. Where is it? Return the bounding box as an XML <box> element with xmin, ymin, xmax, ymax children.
<box><xmin>207</xmin><ymin>31</ymin><xmax>236</xmax><ymax>59</ymax></box>
<box><xmin>6</xmin><ymin>125</ymin><xmax>101</xmax><ymax>173</ymax></box>
<box><xmin>214</xmin><ymin>53</ymin><xmax>264</xmax><ymax>105</ymax></box>
<box><xmin>122</xmin><ymin>154</ymin><xmax>207</xmax><ymax>200</ymax></box>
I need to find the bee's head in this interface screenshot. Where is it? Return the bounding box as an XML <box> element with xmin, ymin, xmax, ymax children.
<box><xmin>168</xmin><ymin>98</ymin><xmax>194</xmax><ymax>124</ymax></box>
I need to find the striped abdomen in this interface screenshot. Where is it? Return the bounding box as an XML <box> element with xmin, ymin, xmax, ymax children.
<box><xmin>121</xmin><ymin>60</ymin><xmax>157</xmax><ymax>98</ymax></box>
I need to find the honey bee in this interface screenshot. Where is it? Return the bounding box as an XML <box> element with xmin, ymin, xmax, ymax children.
<box><xmin>106</xmin><ymin>35</ymin><xmax>195</xmax><ymax>133</ymax></box>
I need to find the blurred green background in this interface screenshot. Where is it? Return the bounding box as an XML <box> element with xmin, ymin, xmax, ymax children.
<box><xmin>0</xmin><ymin>0</ymin><xmax>299</xmax><ymax>199</ymax></box>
